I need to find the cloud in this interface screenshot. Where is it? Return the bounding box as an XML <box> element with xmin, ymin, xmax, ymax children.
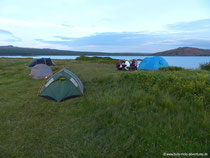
<box><xmin>176</xmin><ymin>38</ymin><xmax>210</xmax><ymax>49</ymax></box>
<box><xmin>145</xmin><ymin>38</ymin><xmax>210</xmax><ymax>49</ymax></box>
<box><xmin>34</xmin><ymin>18</ymin><xmax>210</xmax><ymax>52</ymax></box>
<box><xmin>36</xmin><ymin>38</ymin><xmax>71</xmax><ymax>45</ymax></box>
<box><xmin>47</xmin><ymin>32</ymin><xmax>163</xmax><ymax>46</ymax></box>
<box><xmin>36</xmin><ymin>32</ymin><xmax>168</xmax><ymax>52</ymax></box>
<box><xmin>0</xmin><ymin>29</ymin><xmax>13</xmax><ymax>35</ymax></box>
<box><xmin>54</xmin><ymin>36</ymin><xmax>73</xmax><ymax>40</ymax></box>
<box><xmin>0</xmin><ymin>28</ymin><xmax>21</xmax><ymax>42</ymax></box>
<box><xmin>166</xmin><ymin>19</ymin><xmax>210</xmax><ymax>32</ymax></box>
<box><xmin>36</xmin><ymin>30</ymin><xmax>210</xmax><ymax>52</ymax></box>
<box><xmin>61</xmin><ymin>24</ymin><xmax>73</xmax><ymax>28</ymax></box>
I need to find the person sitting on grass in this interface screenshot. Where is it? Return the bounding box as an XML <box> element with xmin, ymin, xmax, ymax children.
<box><xmin>116</xmin><ymin>59</ymin><xmax>121</xmax><ymax>70</ymax></box>
<box><xmin>135</xmin><ymin>59</ymin><xmax>138</xmax><ymax>67</ymax></box>
<box><xmin>125</xmin><ymin>60</ymin><xmax>130</xmax><ymax>70</ymax></box>
<box><xmin>130</xmin><ymin>59</ymin><xmax>135</xmax><ymax>66</ymax></box>
<box><xmin>134</xmin><ymin>59</ymin><xmax>138</xmax><ymax>70</ymax></box>
<box><xmin>121</xmin><ymin>60</ymin><xmax>126</xmax><ymax>70</ymax></box>
<box><xmin>129</xmin><ymin>59</ymin><xmax>137</xmax><ymax>70</ymax></box>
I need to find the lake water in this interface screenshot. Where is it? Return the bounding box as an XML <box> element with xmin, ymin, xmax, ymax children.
<box><xmin>1</xmin><ymin>55</ymin><xmax>210</xmax><ymax>69</ymax></box>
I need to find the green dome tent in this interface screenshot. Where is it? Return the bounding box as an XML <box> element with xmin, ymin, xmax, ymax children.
<box><xmin>38</xmin><ymin>67</ymin><xmax>85</xmax><ymax>102</ymax></box>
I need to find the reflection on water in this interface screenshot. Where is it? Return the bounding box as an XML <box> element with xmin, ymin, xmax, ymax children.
<box><xmin>1</xmin><ymin>55</ymin><xmax>210</xmax><ymax>69</ymax></box>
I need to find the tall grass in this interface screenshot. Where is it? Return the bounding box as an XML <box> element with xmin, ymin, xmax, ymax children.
<box><xmin>0</xmin><ymin>58</ymin><xmax>209</xmax><ymax>157</ymax></box>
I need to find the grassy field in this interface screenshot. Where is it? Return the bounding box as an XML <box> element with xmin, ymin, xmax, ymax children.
<box><xmin>0</xmin><ymin>58</ymin><xmax>209</xmax><ymax>158</ymax></box>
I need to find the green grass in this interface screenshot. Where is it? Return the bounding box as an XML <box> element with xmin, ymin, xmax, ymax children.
<box><xmin>0</xmin><ymin>58</ymin><xmax>209</xmax><ymax>158</ymax></box>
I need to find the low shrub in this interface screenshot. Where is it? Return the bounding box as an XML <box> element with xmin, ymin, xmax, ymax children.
<box><xmin>76</xmin><ymin>55</ymin><xmax>117</xmax><ymax>64</ymax></box>
<box><xmin>159</xmin><ymin>66</ymin><xmax>184</xmax><ymax>71</ymax></box>
<box><xmin>200</xmin><ymin>62</ymin><xmax>210</xmax><ymax>71</ymax></box>
<box><xmin>76</xmin><ymin>56</ymin><xmax>142</xmax><ymax>65</ymax></box>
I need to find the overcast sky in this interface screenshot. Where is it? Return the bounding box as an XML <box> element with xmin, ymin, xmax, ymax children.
<box><xmin>0</xmin><ymin>0</ymin><xmax>210</xmax><ymax>53</ymax></box>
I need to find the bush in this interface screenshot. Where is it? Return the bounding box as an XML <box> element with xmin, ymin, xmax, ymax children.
<box><xmin>76</xmin><ymin>55</ymin><xmax>117</xmax><ymax>64</ymax></box>
<box><xmin>200</xmin><ymin>62</ymin><xmax>210</xmax><ymax>71</ymax></box>
<box><xmin>119</xmin><ymin>71</ymin><xmax>209</xmax><ymax>106</ymax></box>
<box><xmin>159</xmin><ymin>66</ymin><xmax>184</xmax><ymax>71</ymax></box>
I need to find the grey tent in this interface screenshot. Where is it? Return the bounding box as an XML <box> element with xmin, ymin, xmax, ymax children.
<box><xmin>30</xmin><ymin>64</ymin><xmax>53</xmax><ymax>80</ymax></box>
<box><xmin>28</xmin><ymin>58</ymin><xmax>56</xmax><ymax>67</ymax></box>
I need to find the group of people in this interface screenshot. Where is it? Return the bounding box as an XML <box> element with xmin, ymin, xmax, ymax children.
<box><xmin>116</xmin><ymin>59</ymin><xmax>138</xmax><ymax>71</ymax></box>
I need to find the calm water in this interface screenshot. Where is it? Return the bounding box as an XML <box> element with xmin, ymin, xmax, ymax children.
<box><xmin>1</xmin><ymin>55</ymin><xmax>210</xmax><ymax>69</ymax></box>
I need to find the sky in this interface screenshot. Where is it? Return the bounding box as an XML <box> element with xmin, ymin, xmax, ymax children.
<box><xmin>0</xmin><ymin>0</ymin><xmax>210</xmax><ymax>53</ymax></box>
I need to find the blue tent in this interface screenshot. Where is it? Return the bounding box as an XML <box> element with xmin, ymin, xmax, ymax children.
<box><xmin>139</xmin><ymin>56</ymin><xmax>168</xmax><ymax>70</ymax></box>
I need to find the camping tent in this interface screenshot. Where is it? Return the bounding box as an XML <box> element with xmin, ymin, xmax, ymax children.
<box><xmin>38</xmin><ymin>67</ymin><xmax>85</xmax><ymax>102</ymax></box>
<box><xmin>139</xmin><ymin>56</ymin><xmax>169</xmax><ymax>70</ymax></box>
<box><xmin>28</xmin><ymin>58</ymin><xmax>56</xmax><ymax>67</ymax></box>
<box><xmin>30</xmin><ymin>64</ymin><xmax>53</xmax><ymax>80</ymax></box>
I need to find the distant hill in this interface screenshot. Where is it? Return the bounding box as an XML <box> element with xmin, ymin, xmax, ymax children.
<box><xmin>0</xmin><ymin>45</ymin><xmax>210</xmax><ymax>56</ymax></box>
<box><xmin>154</xmin><ymin>47</ymin><xmax>210</xmax><ymax>56</ymax></box>
<box><xmin>0</xmin><ymin>45</ymin><xmax>148</xmax><ymax>56</ymax></box>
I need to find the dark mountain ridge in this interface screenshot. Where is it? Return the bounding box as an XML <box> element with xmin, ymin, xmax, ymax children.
<box><xmin>0</xmin><ymin>45</ymin><xmax>209</xmax><ymax>56</ymax></box>
<box><xmin>0</xmin><ymin>45</ymin><xmax>148</xmax><ymax>56</ymax></box>
<box><xmin>154</xmin><ymin>47</ymin><xmax>210</xmax><ymax>56</ymax></box>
